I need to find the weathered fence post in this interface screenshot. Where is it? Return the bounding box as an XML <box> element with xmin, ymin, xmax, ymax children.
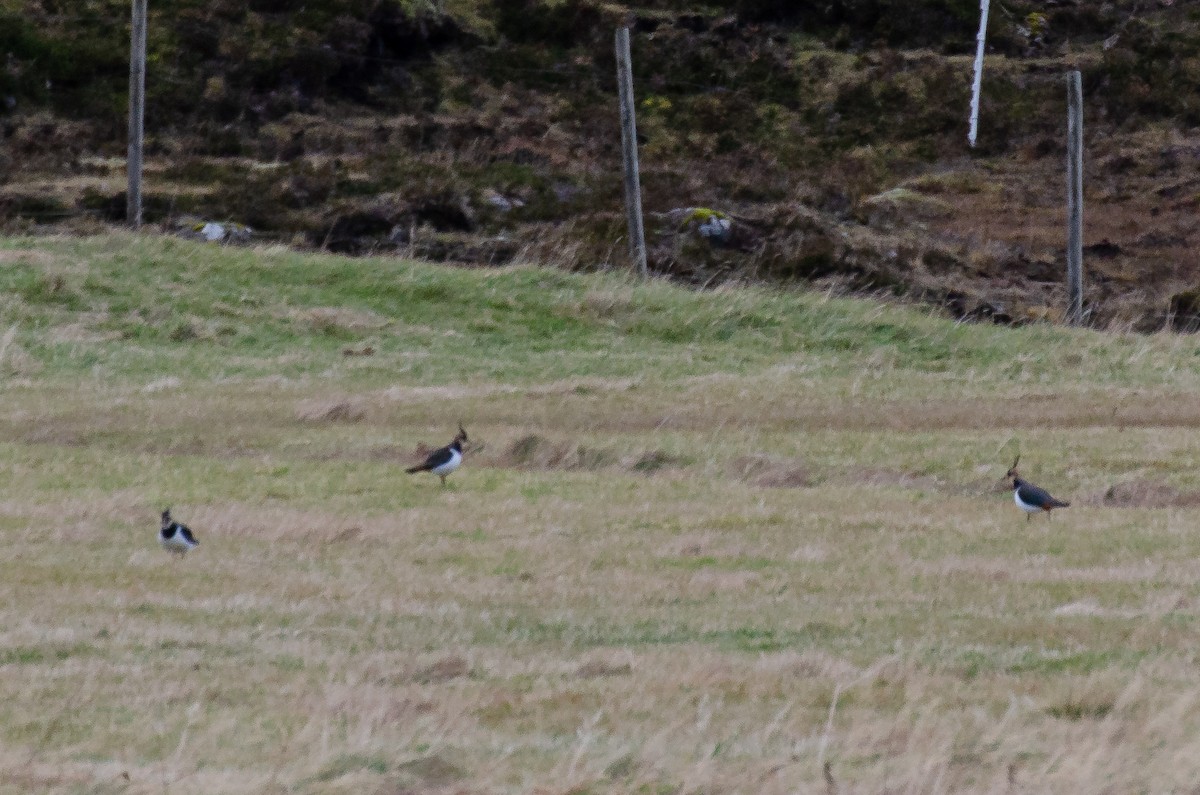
<box><xmin>1066</xmin><ymin>70</ymin><xmax>1084</xmax><ymax>325</ymax></box>
<box><xmin>615</xmin><ymin>27</ymin><xmax>648</xmax><ymax>278</ymax></box>
<box><xmin>968</xmin><ymin>0</ymin><xmax>990</xmax><ymax>148</ymax></box>
<box><xmin>127</xmin><ymin>0</ymin><xmax>147</xmax><ymax>229</ymax></box>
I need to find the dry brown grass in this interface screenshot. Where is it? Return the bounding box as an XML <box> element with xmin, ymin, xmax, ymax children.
<box><xmin>919</xmin><ymin>127</ymin><xmax>1200</xmax><ymax>329</ymax></box>
<box><xmin>1090</xmin><ymin>478</ymin><xmax>1200</xmax><ymax>509</ymax></box>
<box><xmin>4</xmin><ymin>236</ymin><xmax>1200</xmax><ymax>792</ymax></box>
<box><xmin>294</xmin><ymin>398</ymin><xmax>369</xmax><ymax>424</ymax></box>
<box><xmin>729</xmin><ymin>455</ymin><xmax>813</xmax><ymax>488</ymax></box>
<box><xmin>3</xmin><ymin>374</ymin><xmax>1200</xmax><ymax>794</ymax></box>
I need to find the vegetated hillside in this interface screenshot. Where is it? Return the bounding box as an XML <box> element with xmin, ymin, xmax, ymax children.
<box><xmin>7</xmin><ymin>232</ymin><xmax>1200</xmax><ymax>394</ymax></box>
<box><xmin>2</xmin><ymin>1</ymin><xmax>1200</xmax><ymax>330</ymax></box>
<box><xmin>9</xmin><ymin>235</ymin><xmax>1200</xmax><ymax>793</ymax></box>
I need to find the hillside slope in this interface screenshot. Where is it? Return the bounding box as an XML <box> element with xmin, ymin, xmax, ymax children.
<box><xmin>3</xmin><ymin>1</ymin><xmax>1200</xmax><ymax>329</ymax></box>
<box><xmin>3</xmin><ymin>232</ymin><xmax>1200</xmax><ymax>391</ymax></box>
<box><xmin>4</xmin><ymin>235</ymin><xmax>1200</xmax><ymax>792</ymax></box>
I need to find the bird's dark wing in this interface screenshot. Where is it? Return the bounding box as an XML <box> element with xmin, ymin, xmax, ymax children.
<box><xmin>178</xmin><ymin>525</ymin><xmax>197</xmax><ymax>544</ymax></box>
<box><xmin>1017</xmin><ymin>481</ymin><xmax>1057</xmax><ymax>508</ymax></box>
<box><xmin>408</xmin><ymin>444</ymin><xmax>452</xmax><ymax>473</ymax></box>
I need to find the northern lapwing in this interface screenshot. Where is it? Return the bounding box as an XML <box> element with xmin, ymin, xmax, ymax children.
<box><xmin>159</xmin><ymin>509</ymin><xmax>199</xmax><ymax>556</ymax></box>
<box><xmin>1006</xmin><ymin>456</ymin><xmax>1070</xmax><ymax>521</ymax></box>
<box><xmin>406</xmin><ymin>424</ymin><xmax>468</xmax><ymax>486</ymax></box>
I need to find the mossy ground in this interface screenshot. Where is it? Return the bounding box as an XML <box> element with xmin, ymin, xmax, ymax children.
<box><xmin>4</xmin><ymin>2</ymin><xmax>1200</xmax><ymax>326</ymax></box>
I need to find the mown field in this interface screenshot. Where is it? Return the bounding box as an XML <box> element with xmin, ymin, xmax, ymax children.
<box><xmin>3</xmin><ymin>233</ymin><xmax>1200</xmax><ymax>793</ymax></box>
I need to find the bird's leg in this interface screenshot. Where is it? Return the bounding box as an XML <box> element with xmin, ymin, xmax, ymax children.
<box><xmin>440</xmin><ymin>475</ymin><xmax>447</xmax><ymax>487</ymax></box>
<box><xmin>1026</xmin><ymin>513</ymin><xmax>1031</xmax><ymax>523</ymax></box>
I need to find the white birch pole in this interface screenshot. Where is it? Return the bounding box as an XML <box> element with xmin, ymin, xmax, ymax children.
<box><xmin>968</xmin><ymin>0</ymin><xmax>991</xmax><ymax>148</ymax></box>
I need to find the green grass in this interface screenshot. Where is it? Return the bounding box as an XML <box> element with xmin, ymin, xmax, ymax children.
<box><xmin>3</xmin><ymin>232</ymin><xmax>1200</xmax><ymax>391</ymax></box>
<box><xmin>3</xmin><ymin>233</ymin><xmax>1200</xmax><ymax>792</ymax></box>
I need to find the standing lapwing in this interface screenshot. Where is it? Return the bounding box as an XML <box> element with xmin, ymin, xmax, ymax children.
<box><xmin>159</xmin><ymin>508</ymin><xmax>199</xmax><ymax>556</ymax></box>
<box><xmin>406</xmin><ymin>424</ymin><xmax>468</xmax><ymax>486</ymax></box>
<box><xmin>1006</xmin><ymin>456</ymin><xmax>1070</xmax><ymax>521</ymax></box>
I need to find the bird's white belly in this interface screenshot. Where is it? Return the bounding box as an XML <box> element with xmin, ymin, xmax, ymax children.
<box><xmin>160</xmin><ymin>534</ymin><xmax>191</xmax><ymax>552</ymax></box>
<box><xmin>1014</xmin><ymin>491</ymin><xmax>1041</xmax><ymax>513</ymax></box>
<box><xmin>431</xmin><ymin>449</ymin><xmax>462</xmax><ymax>476</ymax></box>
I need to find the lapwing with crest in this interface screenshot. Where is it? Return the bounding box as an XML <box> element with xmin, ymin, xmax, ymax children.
<box><xmin>406</xmin><ymin>424</ymin><xmax>468</xmax><ymax>486</ymax></box>
<box><xmin>159</xmin><ymin>508</ymin><xmax>199</xmax><ymax>556</ymax></box>
<box><xmin>1006</xmin><ymin>456</ymin><xmax>1070</xmax><ymax>521</ymax></box>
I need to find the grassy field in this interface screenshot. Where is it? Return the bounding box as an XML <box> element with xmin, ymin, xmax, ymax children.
<box><xmin>3</xmin><ymin>233</ymin><xmax>1200</xmax><ymax>793</ymax></box>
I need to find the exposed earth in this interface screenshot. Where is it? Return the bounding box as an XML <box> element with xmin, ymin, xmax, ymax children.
<box><xmin>2</xmin><ymin>0</ymin><xmax>1199</xmax><ymax>330</ymax></box>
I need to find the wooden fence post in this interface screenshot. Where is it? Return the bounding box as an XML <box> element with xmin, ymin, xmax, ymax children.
<box><xmin>127</xmin><ymin>0</ymin><xmax>147</xmax><ymax>228</ymax></box>
<box><xmin>1066</xmin><ymin>70</ymin><xmax>1084</xmax><ymax>325</ymax></box>
<box><xmin>615</xmin><ymin>27</ymin><xmax>648</xmax><ymax>278</ymax></box>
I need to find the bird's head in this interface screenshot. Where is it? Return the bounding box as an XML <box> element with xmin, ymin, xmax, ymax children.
<box><xmin>1005</xmin><ymin>455</ymin><xmax>1021</xmax><ymax>483</ymax></box>
<box><xmin>161</xmin><ymin>509</ymin><xmax>172</xmax><ymax>529</ymax></box>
